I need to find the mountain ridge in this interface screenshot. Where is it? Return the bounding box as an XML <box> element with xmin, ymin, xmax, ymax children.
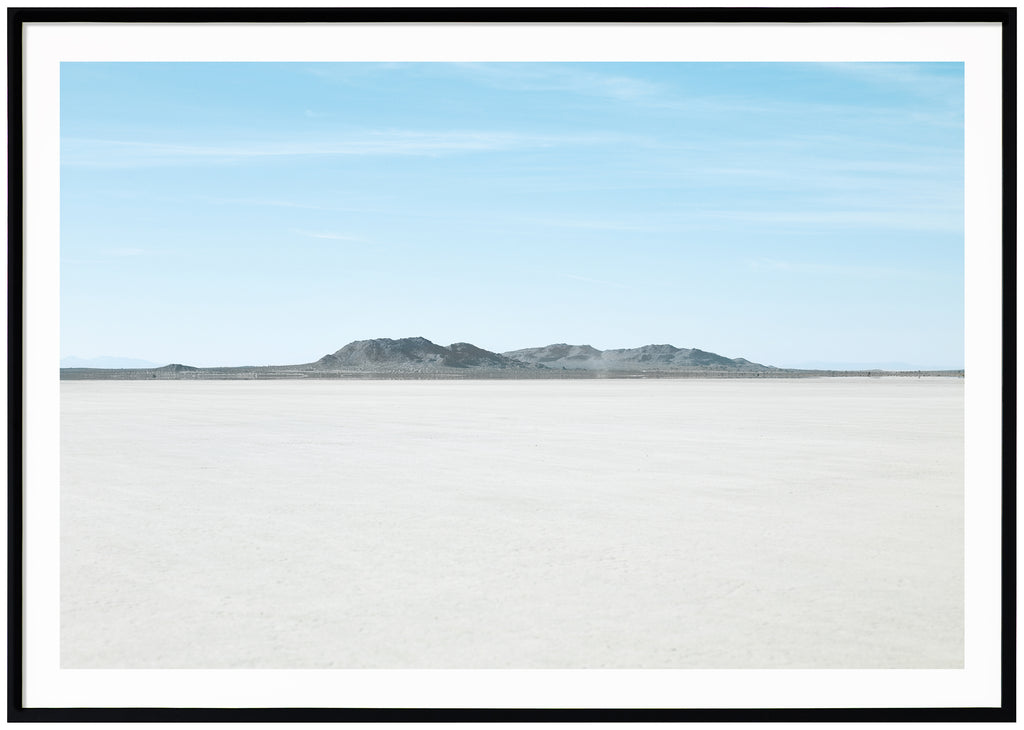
<box><xmin>59</xmin><ymin>336</ymin><xmax>964</xmax><ymax>380</ymax></box>
<box><xmin>59</xmin><ymin>336</ymin><xmax>773</xmax><ymax>375</ymax></box>
<box><xmin>504</xmin><ymin>342</ymin><xmax>771</xmax><ymax>371</ymax></box>
<box><xmin>312</xmin><ymin>337</ymin><xmax>530</xmax><ymax>371</ymax></box>
<box><xmin>312</xmin><ymin>337</ymin><xmax>771</xmax><ymax>372</ymax></box>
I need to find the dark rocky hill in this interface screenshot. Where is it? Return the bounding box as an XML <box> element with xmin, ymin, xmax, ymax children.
<box><xmin>504</xmin><ymin>343</ymin><xmax>772</xmax><ymax>371</ymax></box>
<box><xmin>502</xmin><ymin>343</ymin><xmax>602</xmax><ymax>367</ymax></box>
<box><xmin>155</xmin><ymin>363</ymin><xmax>199</xmax><ymax>373</ymax></box>
<box><xmin>445</xmin><ymin>342</ymin><xmax>529</xmax><ymax>369</ymax></box>
<box><xmin>312</xmin><ymin>337</ymin><xmax>528</xmax><ymax>371</ymax></box>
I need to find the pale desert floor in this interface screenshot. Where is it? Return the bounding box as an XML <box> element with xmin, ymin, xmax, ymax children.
<box><xmin>61</xmin><ymin>378</ymin><xmax>963</xmax><ymax>668</ymax></box>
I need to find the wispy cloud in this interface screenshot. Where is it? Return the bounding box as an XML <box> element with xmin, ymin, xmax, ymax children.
<box><xmin>819</xmin><ymin>62</ymin><xmax>963</xmax><ymax>99</ymax></box>
<box><xmin>450</xmin><ymin>63</ymin><xmax>664</xmax><ymax>102</ymax></box>
<box><xmin>451</xmin><ymin>63</ymin><xmax>962</xmax><ymax>129</ymax></box>
<box><xmin>743</xmin><ymin>257</ymin><xmax>942</xmax><ymax>281</ymax></box>
<box><xmin>302</xmin><ymin>63</ymin><xmax>407</xmax><ymax>84</ymax></box>
<box><xmin>293</xmin><ymin>229</ymin><xmax>366</xmax><ymax>242</ymax></box>
<box><xmin>201</xmin><ymin>196</ymin><xmax>450</xmax><ymax>220</ymax></box>
<box><xmin>201</xmin><ymin>196</ymin><xmax>392</xmax><ymax>214</ymax></box>
<box><xmin>708</xmin><ymin>207</ymin><xmax>962</xmax><ymax>234</ymax></box>
<box><xmin>446</xmin><ymin>64</ymin><xmax>812</xmax><ymax>119</ymax></box>
<box><xmin>565</xmin><ymin>273</ymin><xmax>630</xmax><ymax>289</ymax></box>
<box><xmin>103</xmin><ymin>247</ymin><xmax>153</xmax><ymax>256</ymax></box>
<box><xmin>700</xmin><ymin>155</ymin><xmax>961</xmax><ymax>183</ymax></box>
<box><xmin>206</xmin><ymin>197</ymin><xmax>341</xmax><ymax>211</ymax></box>
<box><xmin>61</xmin><ymin>129</ymin><xmax>628</xmax><ymax>168</ymax></box>
<box><xmin>524</xmin><ymin>217</ymin><xmax>675</xmax><ymax>234</ymax></box>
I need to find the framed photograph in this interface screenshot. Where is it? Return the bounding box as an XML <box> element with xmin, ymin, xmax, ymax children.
<box><xmin>10</xmin><ymin>6</ymin><xmax>1014</xmax><ymax>722</ymax></box>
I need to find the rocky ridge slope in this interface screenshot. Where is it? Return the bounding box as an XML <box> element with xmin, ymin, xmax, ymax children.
<box><xmin>503</xmin><ymin>342</ymin><xmax>770</xmax><ymax>371</ymax></box>
<box><xmin>60</xmin><ymin>337</ymin><xmax>837</xmax><ymax>379</ymax></box>
<box><xmin>312</xmin><ymin>337</ymin><xmax>530</xmax><ymax>371</ymax></box>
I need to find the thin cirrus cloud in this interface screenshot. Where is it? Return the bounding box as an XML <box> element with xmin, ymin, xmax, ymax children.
<box><xmin>449</xmin><ymin>63</ymin><xmax>962</xmax><ymax>129</ymax></box>
<box><xmin>293</xmin><ymin>229</ymin><xmax>366</xmax><ymax>242</ymax></box>
<box><xmin>817</xmin><ymin>62</ymin><xmax>963</xmax><ymax>98</ymax></box>
<box><xmin>564</xmin><ymin>273</ymin><xmax>630</xmax><ymax>289</ymax></box>
<box><xmin>448</xmin><ymin>63</ymin><xmax>664</xmax><ymax>102</ymax></box>
<box><xmin>60</xmin><ymin>129</ymin><xmax>628</xmax><ymax>168</ymax></box>
<box><xmin>307</xmin><ymin>62</ymin><xmax>667</xmax><ymax>103</ymax></box>
<box><xmin>208</xmin><ymin>197</ymin><xmax>340</xmax><ymax>211</ymax></box>
<box><xmin>703</xmin><ymin>207</ymin><xmax>962</xmax><ymax>234</ymax></box>
<box><xmin>743</xmin><ymin>257</ymin><xmax>941</xmax><ymax>281</ymax></box>
<box><xmin>203</xmin><ymin>196</ymin><xmax>382</xmax><ymax>214</ymax></box>
<box><xmin>446</xmin><ymin>64</ymin><xmax>792</xmax><ymax>119</ymax></box>
<box><xmin>102</xmin><ymin>246</ymin><xmax>153</xmax><ymax>256</ymax></box>
<box><xmin>522</xmin><ymin>216</ymin><xmax>678</xmax><ymax>234</ymax></box>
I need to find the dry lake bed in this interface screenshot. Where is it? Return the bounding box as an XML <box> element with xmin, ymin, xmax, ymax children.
<box><xmin>61</xmin><ymin>377</ymin><xmax>963</xmax><ymax>668</ymax></box>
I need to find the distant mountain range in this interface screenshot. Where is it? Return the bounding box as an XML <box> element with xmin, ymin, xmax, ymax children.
<box><xmin>60</xmin><ymin>337</ymin><xmax>963</xmax><ymax>380</ymax></box>
<box><xmin>306</xmin><ymin>337</ymin><xmax>772</xmax><ymax>372</ymax></box>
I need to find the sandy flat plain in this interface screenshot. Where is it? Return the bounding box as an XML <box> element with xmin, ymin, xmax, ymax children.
<box><xmin>61</xmin><ymin>378</ymin><xmax>963</xmax><ymax>668</ymax></box>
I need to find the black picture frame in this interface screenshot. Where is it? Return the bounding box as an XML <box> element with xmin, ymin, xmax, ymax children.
<box><xmin>8</xmin><ymin>6</ymin><xmax>1016</xmax><ymax>722</ymax></box>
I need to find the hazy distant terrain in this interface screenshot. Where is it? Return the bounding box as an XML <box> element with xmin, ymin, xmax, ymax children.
<box><xmin>60</xmin><ymin>356</ymin><xmax>166</xmax><ymax>369</ymax></box>
<box><xmin>60</xmin><ymin>337</ymin><xmax>963</xmax><ymax>380</ymax></box>
<box><xmin>61</xmin><ymin>377</ymin><xmax>964</xmax><ymax>669</ymax></box>
<box><xmin>789</xmin><ymin>360</ymin><xmax>961</xmax><ymax>372</ymax></box>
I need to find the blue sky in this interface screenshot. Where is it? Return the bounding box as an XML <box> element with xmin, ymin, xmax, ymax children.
<box><xmin>60</xmin><ymin>62</ymin><xmax>964</xmax><ymax>369</ymax></box>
